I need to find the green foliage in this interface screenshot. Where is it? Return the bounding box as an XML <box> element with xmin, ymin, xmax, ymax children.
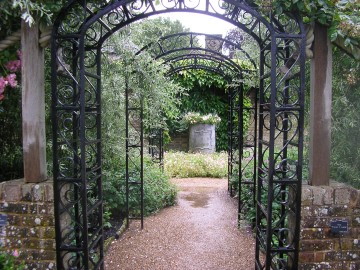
<box><xmin>0</xmin><ymin>0</ymin><xmax>67</xmax><ymax>38</ymax></box>
<box><xmin>100</xmin><ymin>21</ymin><xmax>187</xmax><ymax>216</ymax></box>
<box><xmin>164</xmin><ymin>151</ymin><xmax>228</xmax><ymax>178</ymax></box>
<box><xmin>181</xmin><ymin>112</ymin><xmax>221</xmax><ymax>126</ymax></box>
<box><xmin>172</xmin><ymin>69</ymin><xmax>253</xmax><ymax>151</ymax></box>
<box><xmin>258</xmin><ymin>0</ymin><xmax>360</xmax><ymax>48</ymax></box>
<box><xmin>171</xmin><ymin>70</ymin><xmax>229</xmax><ymax>151</ymax></box>
<box><xmin>102</xmin><ymin>157</ymin><xmax>177</xmax><ymax>217</ymax></box>
<box><xmin>0</xmin><ymin>251</ymin><xmax>24</xmax><ymax>270</ymax></box>
<box><xmin>330</xmin><ymin>49</ymin><xmax>360</xmax><ymax>188</ymax></box>
<box><xmin>129</xmin><ymin>17</ymin><xmax>191</xmax><ymax>48</ymax></box>
<box><xmin>143</xmin><ymin>160</ymin><xmax>177</xmax><ymax>214</ymax></box>
<box><xmin>0</xmin><ymin>84</ymin><xmax>23</xmax><ymax>181</ymax></box>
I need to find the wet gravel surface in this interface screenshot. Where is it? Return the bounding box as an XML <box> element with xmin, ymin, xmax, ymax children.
<box><xmin>105</xmin><ymin>178</ymin><xmax>256</xmax><ymax>269</ymax></box>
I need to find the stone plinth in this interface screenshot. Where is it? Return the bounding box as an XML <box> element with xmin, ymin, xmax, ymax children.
<box><xmin>189</xmin><ymin>124</ymin><xmax>215</xmax><ymax>153</ymax></box>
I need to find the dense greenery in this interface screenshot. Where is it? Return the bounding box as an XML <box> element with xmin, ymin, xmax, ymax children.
<box><xmin>0</xmin><ymin>251</ymin><xmax>24</xmax><ymax>270</ymax></box>
<box><xmin>330</xmin><ymin>49</ymin><xmax>360</xmax><ymax>188</ymax></box>
<box><xmin>0</xmin><ymin>88</ymin><xmax>23</xmax><ymax>181</ymax></box>
<box><xmin>102</xmin><ymin>158</ymin><xmax>177</xmax><ymax>218</ymax></box>
<box><xmin>172</xmin><ymin>70</ymin><xmax>253</xmax><ymax>151</ymax></box>
<box><xmin>164</xmin><ymin>151</ymin><xmax>228</xmax><ymax>178</ymax></box>
<box><xmin>100</xmin><ymin>20</ymin><xmax>188</xmax><ymax>217</ymax></box>
<box><xmin>256</xmin><ymin>0</ymin><xmax>359</xmax><ymax>48</ymax></box>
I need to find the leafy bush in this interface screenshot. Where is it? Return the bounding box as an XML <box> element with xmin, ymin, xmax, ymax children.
<box><xmin>164</xmin><ymin>151</ymin><xmax>227</xmax><ymax>178</ymax></box>
<box><xmin>330</xmin><ymin>50</ymin><xmax>360</xmax><ymax>188</ymax></box>
<box><xmin>0</xmin><ymin>83</ymin><xmax>23</xmax><ymax>182</ymax></box>
<box><xmin>182</xmin><ymin>112</ymin><xmax>221</xmax><ymax>126</ymax></box>
<box><xmin>102</xmin><ymin>157</ymin><xmax>177</xmax><ymax>218</ymax></box>
<box><xmin>0</xmin><ymin>251</ymin><xmax>24</xmax><ymax>270</ymax></box>
<box><xmin>100</xmin><ymin>25</ymin><xmax>184</xmax><ymax>218</ymax></box>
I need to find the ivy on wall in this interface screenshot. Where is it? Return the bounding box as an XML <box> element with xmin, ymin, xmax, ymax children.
<box><xmin>171</xmin><ymin>69</ymin><xmax>253</xmax><ymax>152</ymax></box>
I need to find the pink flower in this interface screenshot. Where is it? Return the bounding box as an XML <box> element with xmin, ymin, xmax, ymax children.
<box><xmin>12</xmin><ymin>250</ymin><xmax>19</xmax><ymax>257</ymax></box>
<box><xmin>6</xmin><ymin>74</ymin><xmax>17</xmax><ymax>88</ymax></box>
<box><xmin>5</xmin><ymin>60</ymin><xmax>21</xmax><ymax>72</ymax></box>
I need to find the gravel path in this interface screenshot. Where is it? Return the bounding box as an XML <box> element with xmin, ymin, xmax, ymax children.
<box><xmin>105</xmin><ymin>178</ymin><xmax>256</xmax><ymax>270</ymax></box>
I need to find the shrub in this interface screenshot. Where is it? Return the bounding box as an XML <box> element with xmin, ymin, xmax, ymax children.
<box><xmin>181</xmin><ymin>112</ymin><xmax>221</xmax><ymax>126</ymax></box>
<box><xmin>0</xmin><ymin>251</ymin><xmax>24</xmax><ymax>270</ymax></box>
<box><xmin>102</xmin><ymin>156</ymin><xmax>177</xmax><ymax>218</ymax></box>
<box><xmin>164</xmin><ymin>151</ymin><xmax>227</xmax><ymax>178</ymax></box>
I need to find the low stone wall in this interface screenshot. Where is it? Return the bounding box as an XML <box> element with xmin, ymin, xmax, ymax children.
<box><xmin>0</xmin><ymin>179</ymin><xmax>56</xmax><ymax>269</ymax></box>
<box><xmin>300</xmin><ymin>182</ymin><xmax>360</xmax><ymax>269</ymax></box>
<box><xmin>166</xmin><ymin>132</ymin><xmax>189</xmax><ymax>152</ymax></box>
<box><xmin>0</xmin><ymin>178</ymin><xmax>359</xmax><ymax>269</ymax></box>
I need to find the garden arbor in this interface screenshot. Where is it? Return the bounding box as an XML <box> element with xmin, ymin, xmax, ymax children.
<box><xmin>137</xmin><ymin>31</ymin><xmax>258</xmax><ymax>214</ymax></box>
<box><xmin>51</xmin><ymin>0</ymin><xmax>306</xmax><ymax>269</ymax></box>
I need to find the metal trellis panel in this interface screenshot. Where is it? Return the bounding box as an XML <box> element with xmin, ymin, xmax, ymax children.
<box><xmin>125</xmin><ymin>75</ymin><xmax>144</xmax><ymax>229</ymax></box>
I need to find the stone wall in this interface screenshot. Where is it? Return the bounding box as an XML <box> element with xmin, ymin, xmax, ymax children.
<box><xmin>0</xmin><ymin>179</ymin><xmax>56</xmax><ymax>269</ymax></box>
<box><xmin>300</xmin><ymin>182</ymin><xmax>360</xmax><ymax>269</ymax></box>
<box><xmin>0</xmin><ymin>178</ymin><xmax>359</xmax><ymax>269</ymax></box>
<box><xmin>166</xmin><ymin>132</ymin><xmax>189</xmax><ymax>152</ymax></box>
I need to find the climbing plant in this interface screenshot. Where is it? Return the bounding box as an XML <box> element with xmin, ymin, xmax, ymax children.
<box><xmin>255</xmin><ymin>0</ymin><xmax>359</xmax><ymax>48</ymax></box>
<box><xmin>330</xmin><ymin>49</ymin><xmax>360</xmax><ymax>188</ymax></box>
<box><xmin>171</xmin><ymin>69</ymin><xmax>253</xmax><ymax>152</ymax></box>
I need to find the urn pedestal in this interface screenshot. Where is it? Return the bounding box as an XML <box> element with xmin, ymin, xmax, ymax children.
<box><xmin>189</xmin><ymin>124</ymin><xmax>215</xmax><ymax>153</ymax></box>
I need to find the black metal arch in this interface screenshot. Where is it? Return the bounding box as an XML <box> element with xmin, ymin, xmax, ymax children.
<box><xmin>51</xmin><ymin>1</ymin><xmax>306</xmax><ymax>269</ymax></box>
<box><xmin>137</xmin><ymin>31</ymin><xmax>258</xmax><ymax>69</ymax></box>
<box><xmin>138</xmin><ymin>32</ymin><xmax>257</xmax><ymax>211</ymax></box>
<box><xmin>164</xmin><ymin>53</ymin><xmax>243</xmax><ymax>75</ymax></box>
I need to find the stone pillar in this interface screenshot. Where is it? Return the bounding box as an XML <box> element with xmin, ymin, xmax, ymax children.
<box><xmin>309</xmin><ymin>23</ymin><xmax>332</xmax><ymax>186</ymax></box>
<box><xmin>21</xmin><ymin>21</ymin><xmax>47</xmax><ymax>183</ymax></box>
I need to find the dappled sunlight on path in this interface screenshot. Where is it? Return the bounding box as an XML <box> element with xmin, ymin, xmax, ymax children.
<box><xmin>105</xmin><ymin>178</ymin><xmax>255</xmax><ymax>269</ymax></box>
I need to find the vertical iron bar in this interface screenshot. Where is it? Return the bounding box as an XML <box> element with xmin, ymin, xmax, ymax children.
<box><xmin>228</xmin><ymin>87</ymin><xmax>233</xmax><ymax>194</ymax></box>
<box><xmin>255</xmin><ymin>48</ymin><xmax>266</xmax><ymax>270</ymax></box>
<box><xmin>238</xmin><ymin>82</ymin><xmax>244</xmax><ymax>221</ymax></box>
<box><xmin>78</xmin><ymin>35</ymin><xmax>90</xmax><ymax>270</ymax></box>
<box><xmin>293</xmin><ymin>29</ymin><xmax>306</xmax><ymax>270</ymax></box>
<box><xmin>140</xmin><ymin>96</ymin><xmax>144</xmax><ymax>229</ymax></box>
<box><xmin>160</xmin><ymin>128</ymin><xmax>164</xmax><ymax>170</ymax></box>
<box><xmin>264</xmin><ymin>34</ymin><xmax>278</xmax><ymax>270</ymax></box>
<box><xmin>227</xmin><ymin>88</ymin><xmax>232</xmax><ymax>195</ymax></box>
<box><xmin>125</xmin><ymin>72</ymin><xmax>130</xmax><ymax>229</ymax></box>
<box><xmin>253</xmin><ymin>87</ymin><xmax>258</xmax><ymax>209</ymax></box>
<box><xmin>51</xmin><ymin>31</ymin><xmax>62</xmax><ymax>269</ymax></box>
<box><xmin>96</xmin><ymin>47</ymin><xmax>104</xmax><ymax>270</ymax></box>
<box><xmin>73</xmin><ymin>41</ymin><xmax>81</xmax><ymax>269</ymax></box>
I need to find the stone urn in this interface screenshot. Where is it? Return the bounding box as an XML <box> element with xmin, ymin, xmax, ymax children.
<box><xmin>189</xmin><ymin>123</ymin><xmax>215</xmax><ymax>153</ymax></box>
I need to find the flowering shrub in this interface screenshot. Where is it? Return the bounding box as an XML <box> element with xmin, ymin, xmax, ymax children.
<box><xmin>182</xmin><ymin>112</ymin><xmax>221</xmax><ymax>126</ymax></box>
<box><xmin>0</xmin><ymin>51</ymin><xmax>21</xmax><ymax>101</ymax></box>
<box><xmin>0</xmin><ymin>250</ymin><xmax>24</xmax><ymax>270</ymax></box>
<box><xmin>164</xmin><ymin>151</ymin><xmax>227</xmax><ymax>178</ymax></box>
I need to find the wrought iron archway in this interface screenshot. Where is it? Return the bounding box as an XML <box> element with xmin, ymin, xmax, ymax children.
<box><xmin>138</xmin><ymin>31</ymin><xmax>252</xmax><ymax>221</ymax></box>
<box><xmin>51</xmin><ymin>1</ymin><xmax>306</xmax><ymax>269</ymax></box>
<box><xmin>137</xmin><ymin>32</ymin><xmax>258</xmax><ymax>215</ymax></box>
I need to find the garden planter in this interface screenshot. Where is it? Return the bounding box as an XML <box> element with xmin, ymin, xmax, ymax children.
<box><xmin>189</xmin><ymin>123</ymin><xmax>215</xmax><ymax>153</ymax></box>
